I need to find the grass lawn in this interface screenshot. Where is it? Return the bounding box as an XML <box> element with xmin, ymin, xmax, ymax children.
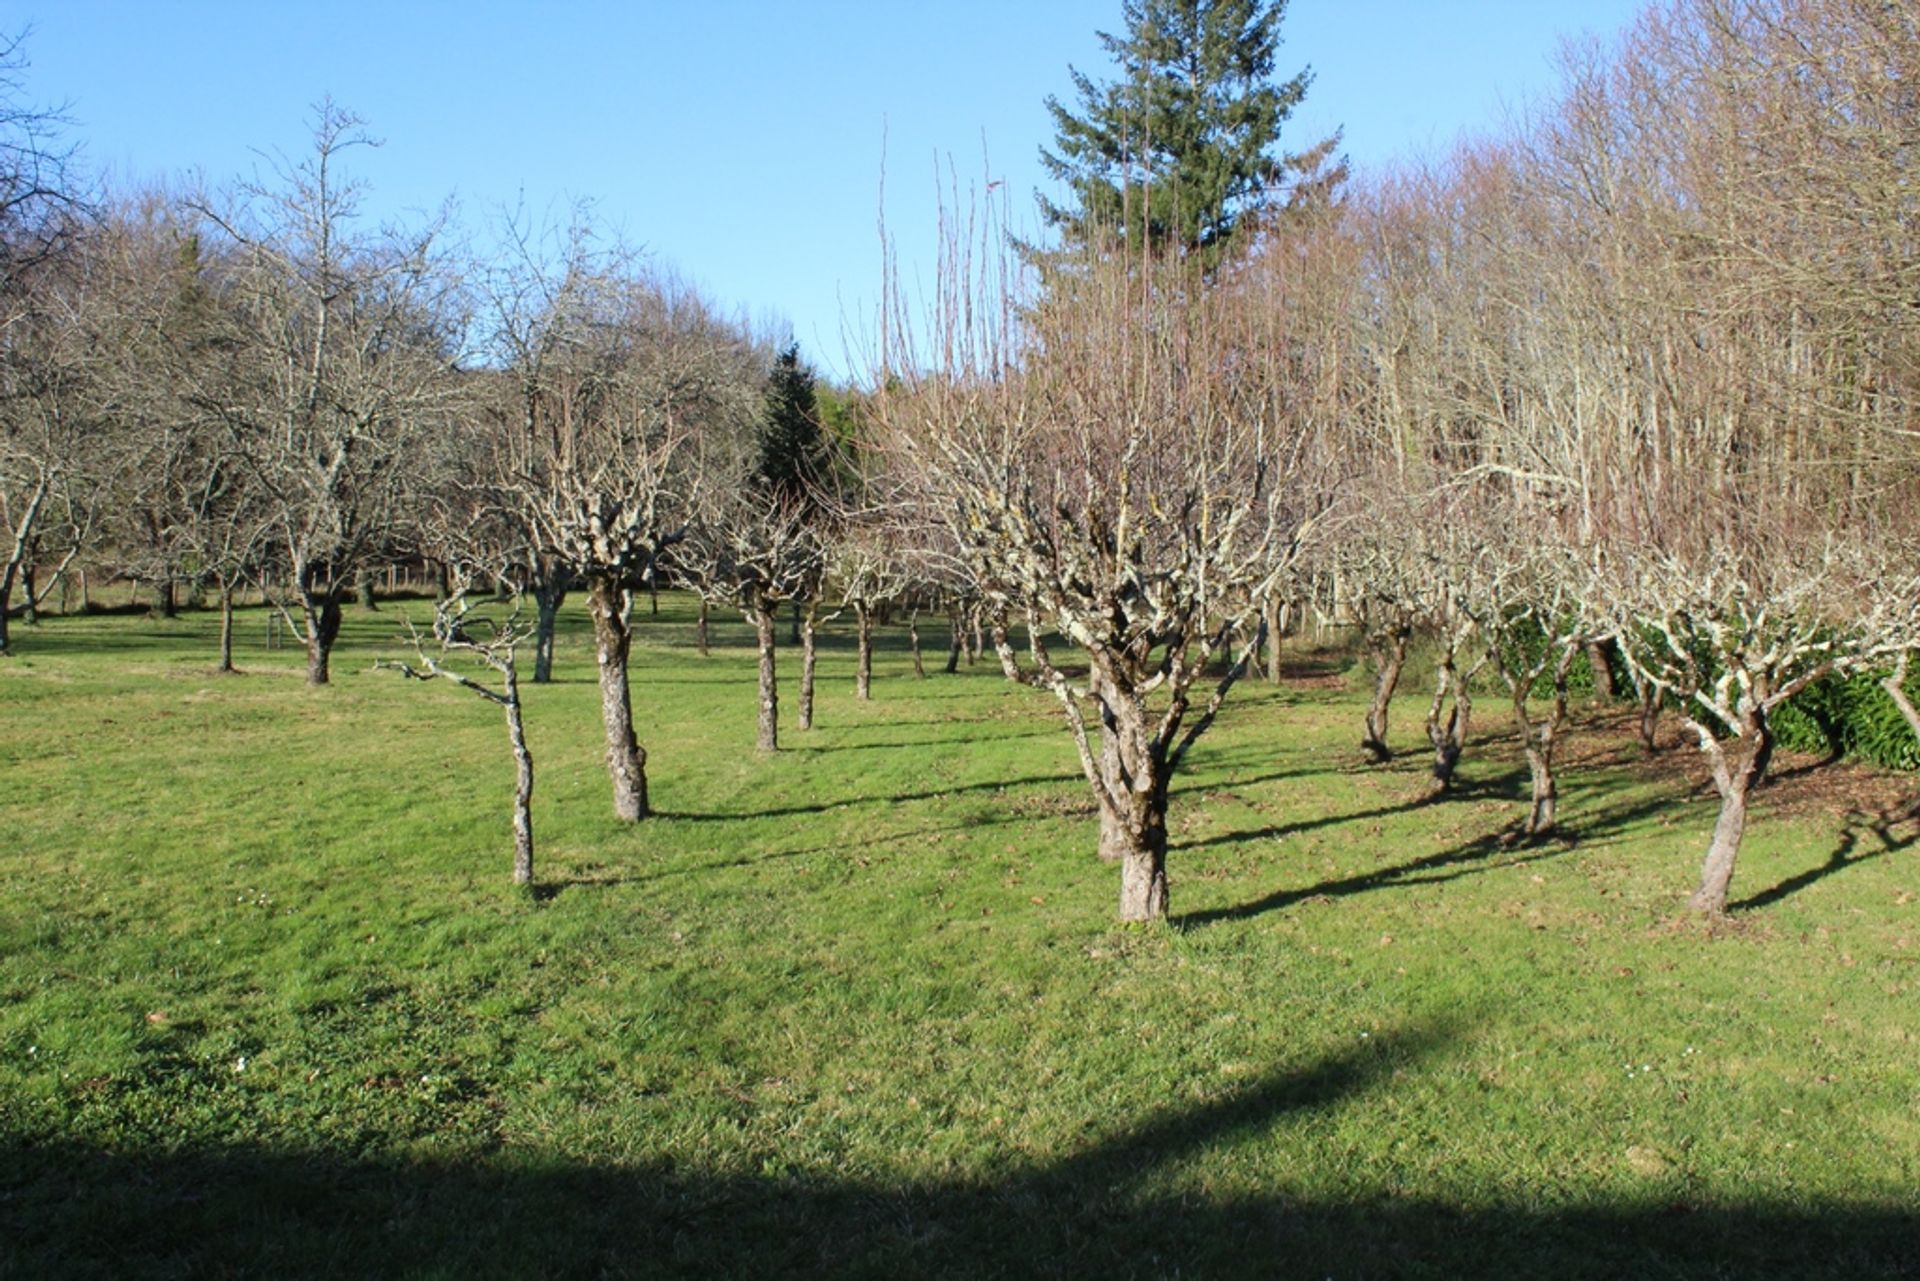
<box><xmin>1</xmin><ymin>594</ymin><xmax>1916</xmax><ymax>1278</ymax></box>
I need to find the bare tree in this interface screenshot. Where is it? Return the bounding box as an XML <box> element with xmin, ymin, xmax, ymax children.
<box><xmin>1605</xmin><ymin>541</ymin><xmax>1916</xmax><ymax>912</ymax></box>
<box><xmin>194</xmin><ymin>102</ymin><xmax>464</xmax><ymax>685</ymax></box>
<box><xmin>479</xmin><ymin>218</ymin><xmax>759</xmax><ymax>817</ymax></box>
<box><xmin>680</xmin><ymin>491</ymin><xmax>819</xmax><ymax>752</ymax></box>
<box><xmin>381</xmin><ymin>572</ymin><xmax>535</xmax><ymax>885</ymax></box>
<box><xmin>0</xmin><ymin>31</ymin><xmax>84</xmax><ymax>653</ymax></box>
<box><xmin>1459</xmin><ymin>534</ymin><xmax>1595</xmax><ymax>837</ymax></box>
<box><xmin>880</xmin><ymin>197</ymin><xmax>1333</xmax><ymax>922</ymax></box>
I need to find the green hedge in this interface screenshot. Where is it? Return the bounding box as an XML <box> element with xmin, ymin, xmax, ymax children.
<box><xmin>1772</xmin><ymin>667</ymin><xmax>1920</xmax><ymax>770</ymax></box>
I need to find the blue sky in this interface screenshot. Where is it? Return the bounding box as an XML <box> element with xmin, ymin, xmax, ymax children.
<box><xmin>22</xmin><ymin>1</ymin><xmax>1645</xmax><ymax>381</ymax></box>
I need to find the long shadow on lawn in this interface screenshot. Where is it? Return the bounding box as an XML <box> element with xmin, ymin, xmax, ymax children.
<box><xmin>7</xmin><ymin>1016</ymin><xmax>1912</xmax><ymax>1279</ymax></box>
<box><xmin>656</xmin><ymin>771</ymin><xmax>1087</xmax><ymax>823</ymax></box>
<box><xmin>784</xmin><ymin>725</ymin><xmax>1059</xmax><ymax>754</ymax></box>
<box><xmin>1174</xmin><ymin>761</ymin><xmax>1532</xmax><ymax>856</ymax></box>
<box><xmin>1178</xmin><ymin>789</ymin><xmax>1676</xmax><ymax>929</ymax></box>
<box><xmin>543</xmin><ymin>817</ymin><xmax>1019</xmax><ymax>897</ymax></box>
<box><xmin>1732</xmin><ymin>807</ymin><xmax>1920</xmax><ymax>912</ymax></box>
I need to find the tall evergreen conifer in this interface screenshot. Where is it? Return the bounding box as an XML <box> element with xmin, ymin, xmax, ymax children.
<box><xmin>1037</xmin><ymin>0</ymin><xmax>1338</xmax><ymax>272</ymax></box>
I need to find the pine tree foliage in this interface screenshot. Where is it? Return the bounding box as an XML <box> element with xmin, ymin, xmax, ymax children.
<box><xmin>758</xmin><ymin>343</ymin><xmax>828</xmax><ymax>504</ymax></box>
<box><xmin>1036</xmin><ymin>0</ymin><xmax>1336</xmax><ymax>271</ymax></box>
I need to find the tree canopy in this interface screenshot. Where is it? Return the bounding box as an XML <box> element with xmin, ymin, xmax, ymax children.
<box><xmin>1035</xmin><ymin>0</ymin><xmax>1334</xmax><ymax>271</ymax></box>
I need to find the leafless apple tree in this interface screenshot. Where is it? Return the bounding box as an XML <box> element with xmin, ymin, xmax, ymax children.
<box><xmin>878</xmin><ymin>196</ymin><xmax>1338</xmax><ymax>921</ymax></box>
<box><xmin>477</xmin><ymin>217</ymin><xmax>761</xmax><ymax>816</ymax></box>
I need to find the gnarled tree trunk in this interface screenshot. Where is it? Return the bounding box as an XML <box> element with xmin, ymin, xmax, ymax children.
<box><xmin>1511</xmin><ymin>675</ymin><xmax>1571</xmax><ymax>837</ymax></box>
<box><xmin>588</xmin><ymin>574</ymin><xmax>649</xmax><ymax>820</ymax></box>
<box><xmin>1689</xmin><ymin>709</ymin><xmax>1774</xmax><ymax>915</ymax></box>
<box><xmin>1363</xmin><ymin>621</ymin><xmax>1412</xmax><ymax>761</ymax></box>
<box><xmin>909</xmin><ymin>607</ymin><xmax>926</xmax><ymax>678</ymax></box>
<box><xmin>1096</xmin><ymin>717</ymin><xmax>1172</xmax><ymax>920</ymax></box>
<box><xmin>300</xmin><ymin>590</ymin><xmax>344</xmax><ymax>686</ymax></box>
<box><xmin>1426</xmin><ymin>646</ymin><xmax>1481</xmax><ymax>792</ymax></box>
<box><xmin>1632</xmin><ymin>669</ymin><xmax>1663</xmax><ymax>755</ymax></box>
<box><xmin>945</xmin><ymin>606</ymin><xmax>963</xmax><ymax>674</ymax></box>
<box><xmin>1586</xmin><ymin>638</ymin><xmax>1619</xmax><ymax>701</ymax></box>
<box><xmin>532</xmin><ymin>581</ymin><xmax>565</xmax><ymax>684</ymax></box>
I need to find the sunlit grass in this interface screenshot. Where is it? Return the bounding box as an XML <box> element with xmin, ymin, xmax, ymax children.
<box><xmin>1</xmin><ymin>595</ymin><xmax>1916</xmax><ymax>1278</ymax></box>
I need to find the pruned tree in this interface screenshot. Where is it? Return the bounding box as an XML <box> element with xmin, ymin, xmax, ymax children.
<box><xmin>1605</xmin><ymin>541</ymin><xmax>1917</xmax><ymax>913</ymax></box>
<box><xmin>479</xmin><ymin>218</ymin><xmax>759</xmax><ymax>817</ymax></box>
<box><xmin>680</xmin><ymin>489</ymin><xmax>820</xmax><ymax>752</ymax></box>
<box><xmin>880</xmin><ymin>194</ymin><xmax>1333</xmax><ymax>922</ymax></box>
<box><xmin>1456</xmin><ymin>532</ymin><xmax>1596</xmax><ymax>838</ymax></box>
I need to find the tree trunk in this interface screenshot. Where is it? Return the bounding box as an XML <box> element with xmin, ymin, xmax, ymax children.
<box><xmin>855</xmin><ymin>604</ymin><xmax>874</xmax><ymax>700</ymax></box>
<box><xmin>357</xmin><ymin>574</ymin><xmax>378</xmax><ymax>611</ymax></box>
<box><xmin>1689</xmin><ymin>713</ymin><xmax>1773</xmax><ymax>915</ymax></box>
<box><xmin>20</xmin><ymin>564</ymin><xmax>38</xmax><ymax>624</ymax></box>
<box><xmin>1881</xmin><ymin>652</ymin><xmax>1920</xmax><ymax>753</ymax></box>
<box><xmin>1095</xmin><ymin>732</ymin><xmax>1129</xmax><ymax>863</ymax></box>
<box><xmin>798</xmin><ymin>597</ymin><xmax>818</xmax><ymax>731</ymax></box>
<box><xmin>217</xmin><ymin>583</ymin><xmax>236</xmax><ymax>673</ymax></box>
<box><xmin>1524</xmin><ymin>740</ymin><xmax>1557</xmax><ymax>835</ymax></box>
<box><xmin>532</xmin><ymin>584</ymin><xmax>563</xmax><ymax>684</ymax></box>
<box><xmin>155</xmin><ymin>576</ymin><xmax>176</xmax><ymax>620</ymax></box>
<box><xmin>789</xmin><ymin>598</ymin><xmax>802</xmax><ymax>645</ymax></box>
<box><xmin>945</xmin><ymin>608</ymin><xmax>963</xmax><ymax>674</ymax></box>
<box><xmin>78</xmin><ymin>568</ymin><xmax>89</xmax><ymax>612</ymax></box>
<box><xmin>1586</xmin><ymin>638</ymin><xmax>1619</xmax><ymax>701</ymax></box>
<box><xmin>504</xmin><ymin>664</ymin><xmax>534</xmax><ymax>886</ymax></box>
<box><xmin>0</xmin><ymin>587</ymin><xmax>11</xmax><ymax>655</ymax></box>
<box><xmin>301</xmin><ymin>593</ymin><xmax>343</xmax><ymax>686</ymax></box>
<box><xmin>1363</xmin><ymin>624</ymin><xmax>1411</xmax><ymax>762</ymax></box>
<box><xmin>697</xmin><ymin>597</ymin><xmax>711</xmax><ymax>656</ymax></box>
<box><xmin>1635</xmin><ymin>677</ymin><xmax>1662</xmax><ymax>755</ymax></box>
<box><xmin>753</xmin><ymin>599</ymin><xmax>779</xmax><ymax>752</ymax></box>
<box><xmin>909</xmin><ymin>607</ymin><xmax>926</xmax><ymax>679</ymax></box>
<box><xmin>1265</xmin><ymin>596</ymin><xmax>1284</xmax><ymax>684</ymax></box>
<box><xmin>1110</xmin><ymin>770</ymin><xmax>1172</xmax><ymax>922</ymax></box>
<box><xmin>588</xmin><ymin>575</ymin><xmax>649</xmax><ymax>821</ymax></box>
<box><xmin>1426</xmin><ymin>652</ymin><xmax>1474</xmax><ymax>792</ymax></box>
<box><xmin>1514</xmin><ymin>687</ymin><xmax>1560</xmax><ymax>838</ymax></box>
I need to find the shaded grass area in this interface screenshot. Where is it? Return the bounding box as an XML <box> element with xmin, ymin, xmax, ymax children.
<box><xmin>3</xmin><ymin>597</ymin><xmax>1918</xmax><ymax>1278</ymax></box>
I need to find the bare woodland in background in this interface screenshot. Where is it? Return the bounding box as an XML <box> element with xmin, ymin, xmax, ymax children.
<box><xmin>3</xmin><ymin>0</ymin><xmax>1917</xmax><ymax>920</ymax></box>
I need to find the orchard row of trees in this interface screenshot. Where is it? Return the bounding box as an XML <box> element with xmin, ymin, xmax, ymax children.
<box><xmin>5</xmin><ymin>0</ymin><xmax>1917</xmax><ymax>922</ymax></box>
<box><xmin>875</xmin><ymin>0</ymin><xmax>1920</xmax><ymax>919</ymax></box>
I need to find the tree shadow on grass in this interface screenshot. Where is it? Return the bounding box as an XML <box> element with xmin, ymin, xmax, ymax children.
<box><xmin>1171</xmin><ymin>760</ymin><xmax>1528</xmax><ymax>855</ymax></box>
<box><xmin>784</xmin><ymin>725</ymin><xmax>1058</xmax><ymax>754</ymax></box>
<box><xmin>538</xmin><ymin>818</ymin><xmax>1019</xmax><ymax>898</ymax></box>
<box><xmin>655</xmin><ymin>771</ymin><xmax>1086</xmax><ymax>823</ymax></box>
<box><xmin>7</xmin><ymin>1015</ymin><xmax>1913</xmax><ymax>1279</ymax></box>
<box><xmin>1177</xmin><ymin>789</ymin><xmax>1676</xmax><ymax>930</ymax></box>
<box><xmin>1732</xmin><ymin>807</ymin><xmax>1919</xmax><ymax>912</ymax></box>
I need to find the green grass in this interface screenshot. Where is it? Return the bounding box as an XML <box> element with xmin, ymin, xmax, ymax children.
<box><xmin>1</xmin><ymin>595</ymin><xmax>1916</xmax><ymax>1278</ymax></box>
